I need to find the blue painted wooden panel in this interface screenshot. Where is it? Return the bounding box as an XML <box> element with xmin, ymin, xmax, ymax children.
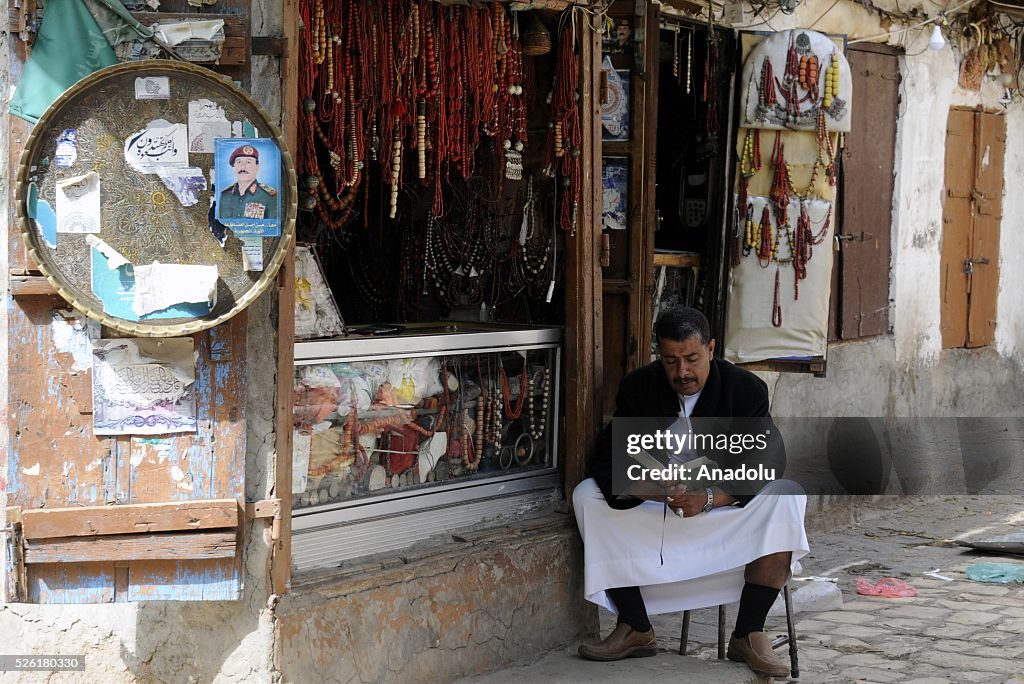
<box><xmin>7</xmin><ymin>298</ymin><xmax>113</xmax><ymax>512</ymax></box>
<box><xmin>127</xmin><ymin>558</ymin><xmax>241</xmax><ymax>601</ymax></box>
<box><xmin>28</xmin><ymin>563</ymin><xmax>116</xmax><ymax>604</ymax></box>
<box><xmin>7</xmin><ymin>298</ymin><xmax>249</xmax><ymax>603</ymax></box>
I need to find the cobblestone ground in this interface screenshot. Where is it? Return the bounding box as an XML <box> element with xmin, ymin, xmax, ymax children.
<box><xmin>464</xmin><ymin>495</ymin><xmax>1024</xmax><ymax>684</ymax></box>
<box><xmin>646</xmin><ymin>495</ymin><xmax>1024</xmax><ymax>683</ymax></box>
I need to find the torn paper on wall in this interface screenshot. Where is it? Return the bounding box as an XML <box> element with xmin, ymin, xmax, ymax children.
<box><xmin>151</xmin><ymin>19</ymin><xmax>225</xmax><ymax>61</ymax></box>
<box><xmin>135</xmin><ymin>76</ymin><xmax>170</xmax><ymax>100</ymax></box>
<box><xmin>50</xmin><ymin>309</ymin><xmax>101</xmax><ymax>372</ymax></box>
<box><xmin>153</xmin><ymin>18</ymin><xmax>224</xmax><ymax>45</ymax></box>
<box><xmin>295</xmin><ymin>245</ymin><xmax>346</xmax><ymax>339</ymax></box>
<box><xmin>55</xmin><ymin>172</ymin><xmax>101</xmax><ymax>233</ymax></box>
<box><xmin>188</xmin><ymin>99</ymin><xmax>231</xmax><ymax>153</ymax></box>
<box><xmin>124</xmin><ymin>118</ymin><xmax>188</xmax><ymax>172</ymax></box>
<box><xmin>157</xmin><ymin>167</ymin><xmax>207</xmax><ymax>206</ymax></box>
<box><xmin>132</xmin><ymin>262</ymin><xmax>217</xmax><ymax>317</ymax></box>
<box><xmin>88</xmin><ymin>235</ymin><xmax>214</xmax><ymax>321</ymax></box>
<box><xmin>241</xmin><ymin>238</ymin><xmax>263</xmax><ymax>271</ymax></box>
<box><xmin>51</xmin><ymin>313</ymin><xmax>96</xmax><ymax>373</ymax></box>
<box><xmin>92</xmin><ymin>337</ymin><xmax>197</xmax><ymax>435</ymax></box>
<box><xmin>28</xmin><ymin>182</ymin><xmax>57</xmax><ymax>248</ymax></box>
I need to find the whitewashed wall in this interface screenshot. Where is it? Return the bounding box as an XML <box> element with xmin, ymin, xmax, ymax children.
<box><xmin>725</xmin><ymin>0</ymin><xmax>1024</xmax><ymax>418</ymax></box>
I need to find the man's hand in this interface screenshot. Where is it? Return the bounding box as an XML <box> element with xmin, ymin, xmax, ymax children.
<box><xmin>633</xmin><ymin>482</ymin><xmax>687</xmax><ymax>504</ymax></box>
<box><xmin>668</xmin><ymin>487</ymin><xmax>737</xmax><ymax>517</ymax></box>
<box><xmin>667</xmin><ymin>491</ymin><xmax>706</xmax><ymax>517</ymax></box>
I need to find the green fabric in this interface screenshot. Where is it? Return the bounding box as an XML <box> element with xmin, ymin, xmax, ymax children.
<box><xmin>83</xmin><ymin>0</ymin><xmax>153</xmax><ymax>47</ymax></box>
<box><xmin>9</xmin><ymin>0</ymin><xmax>120</xmax><ymax>124</ymax></box>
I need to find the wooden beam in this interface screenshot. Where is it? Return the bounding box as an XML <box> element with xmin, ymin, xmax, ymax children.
<box><xmin>245</xmin><ymin>498</ymin><xmax>281</xmax><ymax>519</ymax></box>
<box><xmin>9</xmin><ymin>274</ymin><xmax>57</xmax><ymax>296</ymax></box>
<box><xmin>563</xmin><ymin>15</ymin><xmax>602</xmax><ymax>504</ymax></box>
<box><xmin>24</xmin><ymin>530</ymin><xmax>237</xmax><ymax>564</ymax></box>
<box><xmin>21</xmin><ymin>500</ymin><xmax>239</xmax><ymax>540</ymax></box>
<box><xmin>252</xmin><ymin>36</ymin><xmax>286</xmax><ymax>57</ymax></box>
<box><xmin>273</xmin><ymin>0</ymin><xmax>301</xmax><ymax>598</ymax></box>
<box><xmin>741</xmin><ymin>358</ymin><xmax>826</xmax><ymax>377</ymax></box>
<box><xmin>653</xmin><ymin>252</ymin><xmax>701</xmax><ymax>268</ymax></box>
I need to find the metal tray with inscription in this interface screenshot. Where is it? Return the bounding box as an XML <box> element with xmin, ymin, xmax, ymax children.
<box><xmin>15</xmin><ymin>60</ymin><xmax>296</xmax><ymax>337</ymax></box>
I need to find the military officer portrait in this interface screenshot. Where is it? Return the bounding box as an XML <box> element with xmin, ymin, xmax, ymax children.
<box><xmin>216</xmin><ymin>141</ymin><xmax>280</xmax><ymax>222</ymax></box>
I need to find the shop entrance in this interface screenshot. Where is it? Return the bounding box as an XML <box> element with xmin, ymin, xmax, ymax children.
<box><xmin>652</xmin><ymin>18</ymin><xmax>737</xmax><ymax>345</ymax></box>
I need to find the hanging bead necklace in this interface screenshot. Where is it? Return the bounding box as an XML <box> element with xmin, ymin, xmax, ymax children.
<box><xmin>704</xmin><ymin>31</ymin><xmax>719</xmax><ymax>137</ymax></box>
<box><xmin>500</xmin><ymin>363</ymin><xmax>528</xmax><ymax>419</ymax></box>
<box><xmin>758</xmin><ymin>57</ymin><xmax>776</xmax><ymax>110</ymax></box>
<box><xmin>769</xmin><ymin>132</ymin><xmax>791</xmax><ymax>227</ymax></box>
<box><xmin>771</xmin><ymin>268</ymin><xmax>783</xmax><ymax>327</ymax></box>
<box><xmin>550</xmin><ymin>23</ymin><xmax>581</xmax><ymax>233</ymax></box>
<box><xmin>756</xmin><ymin>205</ymin><xmax>774</xmax><ymax>268</ymax></box>
<box><xmin>737</xmin><ymin>129</ymin><xmax>761</xmax><ymax>223</ymax></box>
<box><xmin>502</xmin><ymin>13</ymin><xmax>527</xmax><ymax>181</ymax></box>
<box><xmin>527</xmin><ymin>367</ymin><xmax>551</xmax><ymax>440</ymax></box>
<box><xmin>816</xmin><ymin>107</ymin><xmax>837</xmax><ymax>187</ymax></box>
<box><xmin>798</xmin><ymin>52</ymin><xmax>820</xmax><ymax>103</ymax></box>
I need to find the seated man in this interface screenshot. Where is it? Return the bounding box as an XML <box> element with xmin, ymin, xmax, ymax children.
<box><xmin>573</xmin><ymin>306</ymin><xmax>808</xmax><ymax>678</ymax></box>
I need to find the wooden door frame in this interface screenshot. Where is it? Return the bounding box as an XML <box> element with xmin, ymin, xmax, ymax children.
<box><xmin>563</xmin><ymin>15</ymin><xmax>604</xmax><ymax>501</ymax></box>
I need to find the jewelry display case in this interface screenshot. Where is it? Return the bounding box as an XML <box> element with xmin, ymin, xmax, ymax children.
<box><xmin>291</xmin><ymin>324</ymin><xmax>562</xmax><ymax>559</ymax></box>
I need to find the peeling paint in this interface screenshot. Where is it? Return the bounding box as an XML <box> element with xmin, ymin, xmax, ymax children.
<box><xmin>139</xmin><ymin>437</ymin><xmax>173</xmax><ymax>463</ymax></box>
<box><xmin>22</xmin><ymin>463</ymin><xmax>39</xmax><ymax>476</ymax></box>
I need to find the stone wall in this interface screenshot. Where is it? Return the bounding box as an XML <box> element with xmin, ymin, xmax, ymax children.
<box><xmin>276</xmin><ymin>515</ymin><xmax>595</xmax><ymax>684</ymax></box>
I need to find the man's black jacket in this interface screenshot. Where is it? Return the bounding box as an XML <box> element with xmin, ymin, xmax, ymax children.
<box><xmin>586</xmin><ymin>357</ymin><xmax>786</xmax><ymax>509</ymax></box>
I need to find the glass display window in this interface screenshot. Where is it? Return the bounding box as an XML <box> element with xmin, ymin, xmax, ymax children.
<box><xmin>292</xmin><ymin>325</ymin><xmax>561</xmax><ymax>514</ymax></box>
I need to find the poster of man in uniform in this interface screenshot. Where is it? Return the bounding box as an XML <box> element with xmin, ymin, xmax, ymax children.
<box><xmin>214</xmin><ymin>137</ymin><xmax>281</xmax><ymax>236</ymax></box>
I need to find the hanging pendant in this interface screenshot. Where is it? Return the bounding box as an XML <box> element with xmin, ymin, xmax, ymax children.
<box><xmin>505</xmin><ymin>140</ymin><xmax>524</xmax><ymax>181</ymax></box>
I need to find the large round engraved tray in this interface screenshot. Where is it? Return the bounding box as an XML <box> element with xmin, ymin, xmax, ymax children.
<box><xmin>16</xmin><ymin>60</ymin><xmax>296</xmax><ymax>337</ymax></box>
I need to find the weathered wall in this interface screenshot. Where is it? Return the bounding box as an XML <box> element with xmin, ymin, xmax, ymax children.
<box><xmin>737</xmin><ymin>0</ymin><xmax>1024</xmax><ymax>421</ymax></box>
<box><xmin>0</xmin><ymin>1</ymin><xmax>283</xmax><ymax>680</ymax></box>
<box><xmin>276</xmin><ymin>515</ymin><xmax>595</xmax><ymax>684</ymax></box>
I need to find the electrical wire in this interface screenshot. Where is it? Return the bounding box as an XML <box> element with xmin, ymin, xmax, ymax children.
<box><xmin>807</xmin><ymin>0</ymin><xmax>843</xmax><ymax>29</ymax></box>
<box><xmin>848</xmin><ymin>0</ymin><xmax>978</xmax><ymax>44</ymax></box>
<box><xmin>731</xmin><ymin>5</ymin><xmax>782</xmax><ymax>30</ymax></box>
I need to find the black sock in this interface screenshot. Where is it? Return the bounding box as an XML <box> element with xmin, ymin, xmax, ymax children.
<box><xmin>606</xmin><ymin>586</ymin><xmax>652</xmax><ymax>632</ymax></box>
<box><xmin>733</xmin><ymin>583</ymin><xmax>781</xmax><ymax>638</ymax></box>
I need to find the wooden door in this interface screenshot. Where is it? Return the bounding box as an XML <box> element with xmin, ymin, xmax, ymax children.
<box><xmin>940</xmin><ymin>109</ymin><xmax>1004</xmax><ymax>348</ymax></box>
<box><xmin>599</xmin><ymin>0</ymin><xmax>659</xmax><ymax>420</ymax></box>
<box><xmin>831</xmin><ymin>45</ymin><xmax>898</xmax><ymax>340</ymax></box>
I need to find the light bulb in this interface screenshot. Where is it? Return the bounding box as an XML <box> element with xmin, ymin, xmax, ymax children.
<box><xmin>929</xmin><ymin>24</ymin><xmax>945</xmax><ymax>51</ymax></box>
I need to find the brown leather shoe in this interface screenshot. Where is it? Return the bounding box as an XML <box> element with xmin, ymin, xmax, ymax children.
<box><xmin>727</xmin><ymin>631</ymin><xmax>791</xmax><ymax>678</ymax></box>
<box><xmin>578</xmin><ymin>623</ymin><xmax>657</xmax><ymax>661</ymax></box>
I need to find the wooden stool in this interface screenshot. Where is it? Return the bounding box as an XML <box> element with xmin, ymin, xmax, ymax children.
<box><xmin>679</xmin><ymin>583</ymin><xmax>799</xmax><ymax>678</ymax></box>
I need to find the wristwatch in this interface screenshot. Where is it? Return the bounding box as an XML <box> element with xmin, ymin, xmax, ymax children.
<box><xmin>702</xmin><ymin>487</ymin><xmax>715</xmax><ymax>514</ymax></box>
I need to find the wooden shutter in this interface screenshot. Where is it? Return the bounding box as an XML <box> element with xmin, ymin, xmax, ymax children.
<box><xmin>4</xmin><ymin>0</ymin><xmax>260</xmax><ymax>603</ymax></box>
<box><xmin>831</xmin><ymin>44</ymin><xmax>898</xmax><ymax>340</ymax></box>
<box><xmin>967</xmin><ymin>112</ymin><xmax>1004</xmax><ymax>346</ymax></box>
<box><xmin>5</xmin><ymin>311</ymin><xmax>248</xmax><ymax>603</ymax></box>
<box><xmin>940</xmin><ymin>108</ymin><xmax>1004</xmax><ymax>348</ymax></box>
